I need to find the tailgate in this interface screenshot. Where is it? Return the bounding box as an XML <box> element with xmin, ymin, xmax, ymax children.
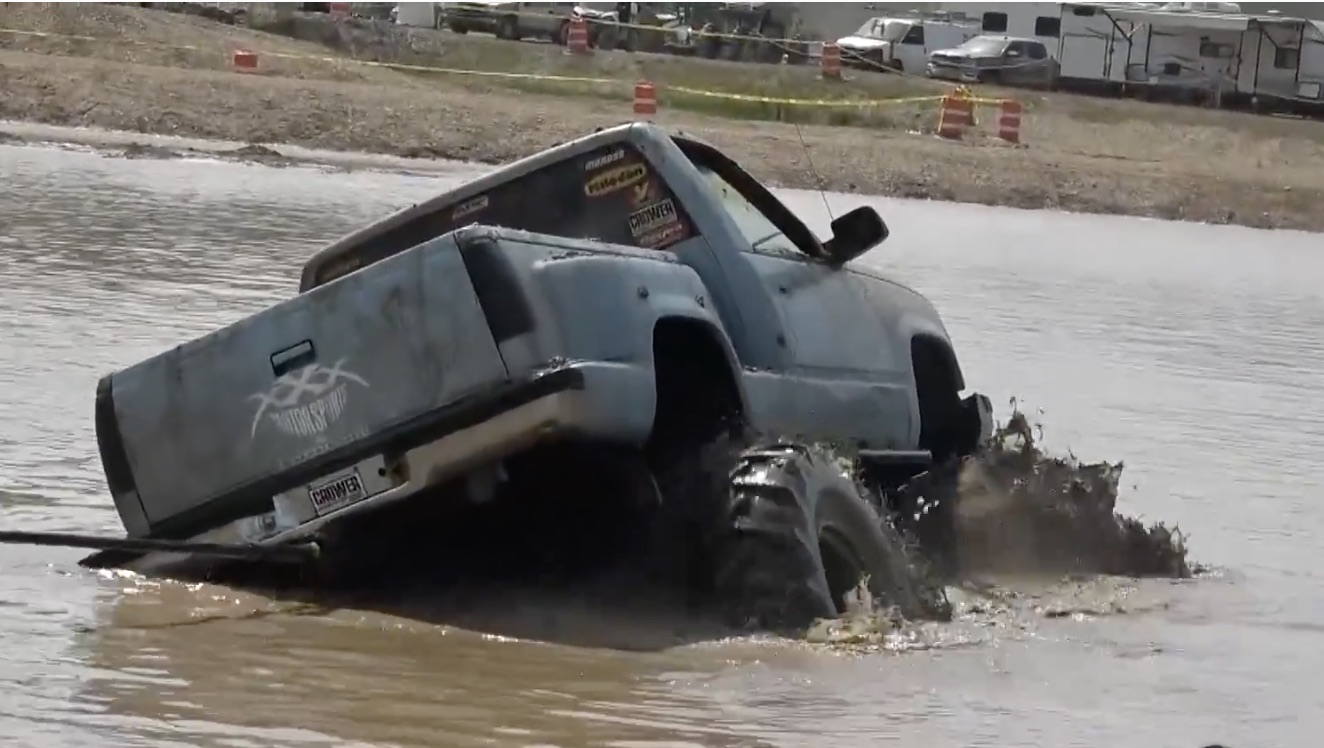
<box><xmin>97</xmin><ymin>234</ymin><xmax>509</xmax><ymax>536</ymax></box>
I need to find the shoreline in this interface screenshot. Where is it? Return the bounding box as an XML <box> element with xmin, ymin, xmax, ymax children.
<box><xmin>4</xmin><ymin>118</ymin><xmax>1320</xmax><ymax>236</ymax></box>
<box><xmin>1</xmin><ymin>3</ymin><xmax>1322</xmax><ymax>232</ymax></box>
<box><xmin>0</xmin><ymin>119</ymin><xmax>484</xmax><ymax>177</ymax></box>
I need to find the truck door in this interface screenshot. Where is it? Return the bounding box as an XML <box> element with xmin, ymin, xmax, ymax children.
<box><xmin>689</xmin><ymin>162</ymin><xmax>912</xmax><ymax>446</ymax></box>
<box><xmin>898</xmin><ymin>22</ymin><xmax>926</xmax><ymax>72</ymax></box>
<box><xmin>1003</xmin><ymin>41</ymin><xmax>1031</xmax><ymax>84</ymax></box>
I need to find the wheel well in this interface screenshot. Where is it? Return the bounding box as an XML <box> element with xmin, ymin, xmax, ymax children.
<box><xmin>910</xmin><ymin>335</ymin><xmax>963</xmax><ymax>461</ymax></box>
<box><xmin>646</xmin><ymin>318</ymin><xmax>743</xmax><ymax>461</ymax></box>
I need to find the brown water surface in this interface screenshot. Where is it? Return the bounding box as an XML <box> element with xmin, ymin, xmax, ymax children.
<box><xmin>1</xmin><ymin>142</ymin><xmax>1321</xmax><ymax>747</ymax></box>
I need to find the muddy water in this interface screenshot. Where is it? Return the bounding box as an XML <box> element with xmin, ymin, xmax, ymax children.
<box><xmin>1</xmin><ymin>142</ymin><xmax>1322</xmax><ymax>748</ymax></box>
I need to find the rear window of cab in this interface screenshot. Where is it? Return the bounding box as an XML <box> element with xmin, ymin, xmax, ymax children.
<box><xmin>313</xmin><ymin>143</ymin><xmax>695</xmax><ymax>287</ymax></box>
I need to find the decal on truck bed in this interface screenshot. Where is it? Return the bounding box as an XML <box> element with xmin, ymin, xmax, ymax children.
<box><xmin>248</xmin><ymin>359</ymin><xmax>370</xmax><ymax>439</ymax></box>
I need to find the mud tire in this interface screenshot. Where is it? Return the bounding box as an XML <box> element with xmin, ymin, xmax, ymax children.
<box><xmin>712</xmin><ymin>443</ymin><xmax>941</xmax><ymax>630</ymax></box>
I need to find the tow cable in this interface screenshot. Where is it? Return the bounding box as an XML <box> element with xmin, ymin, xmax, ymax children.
<box><xmin>0</xmin><ymin>531</ymin><xmax>320</xmax><ymax>567</ymax></box>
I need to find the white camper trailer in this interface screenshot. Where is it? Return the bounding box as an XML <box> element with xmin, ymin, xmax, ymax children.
<box><xmin>1067</xmin><ymin>5</ymin><xmax>1324</xmax><ymax>106</ymax></box>
<box><xmin>1298</xmin><ymin>21</ymin><xmax>1324</xmax><ymax>104</ymax></box>
<box><xmin>1235</xmin><ymin>16</ymin><xmax>1324</xmax><ymax>106</ymax></box>
<box><xmin>1056</xmin><ymin>4</ymin><xmax>1138</xmax><ymax>84</ymax></box>
<box><xmin>929</xmin><ymin>2</ymin><xmax>1323</xmax><ymax>110</ymax></box>
<box><xmin>1118</xmin><ymin>6</ymin><xmax>1250</xmax><ymax>99</ymax></box>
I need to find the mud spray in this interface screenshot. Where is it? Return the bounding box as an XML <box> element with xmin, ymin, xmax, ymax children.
<box><xmin>807</xmin><ymin>405</ymin><xmax>1196</xmax><ymax>647</ymax></box>
<box><xmin>950</xmin><ymin>411</ymin><xmax>1189</xmax><ymax>578</ymax></box>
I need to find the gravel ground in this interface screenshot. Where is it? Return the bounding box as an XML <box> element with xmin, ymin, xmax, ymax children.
<box><xmin>2</xmin><ymin>4</ymin><xmax>1323</xmax><ymax>231</ymax></box>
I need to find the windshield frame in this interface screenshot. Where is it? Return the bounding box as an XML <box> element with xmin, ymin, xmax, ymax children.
<box><xmin>852</xmin><ymin>17</ymin><xmax>908</xmax><ymax>41</ymax></box>
<box><xmin>673</xmin><ymin>138</ymin><xmax>826</xmax><ymax>262</ymax></box>
<box><xmin>880</xmin><ymin>20</ymin><xmax>911</xmax><ymax>42</ymax></box>
<box><xmin>852</xmin><ymin>17</ymin><xmax>880</xmax><ymax>39</ymax></box>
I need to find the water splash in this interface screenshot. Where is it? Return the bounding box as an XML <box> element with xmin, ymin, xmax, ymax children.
<box><xmin>944</xmin><ymin>406</ymin><xmax>1191</xmax><ymax>579</ymax></box>
<box><xmin>803</xmin><ymin>405</ymin><xmax>1196</xmax><ymax>647</ymax></box>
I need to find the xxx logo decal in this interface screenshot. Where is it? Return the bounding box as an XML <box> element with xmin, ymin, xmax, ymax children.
<box><xmin>248</xmin><ymin>358</ymin><xmax>370</xmax><ymax>439</ymax></box>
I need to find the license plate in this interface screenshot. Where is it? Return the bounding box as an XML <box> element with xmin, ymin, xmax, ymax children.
<box><xmin>307</xmin><ymin>469</ymin><xmax>367</xmax><ymax>516</ymax></box>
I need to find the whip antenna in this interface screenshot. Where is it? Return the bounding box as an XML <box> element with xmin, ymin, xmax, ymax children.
<box><xmin>793</xmin><ymin>121</ymin><xmax>835</xmax><ymax>224</ymax></box>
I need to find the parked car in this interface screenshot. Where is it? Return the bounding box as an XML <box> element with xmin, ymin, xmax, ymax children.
<box><xmin>444</xmin><ymin>1</ymin><xmax>614</xmax><ymax>44</ymax></box>
<box><xmin>927</xmin><ymin>35</ymin><xmax>1059</xmax><ymax>89</ymax></box>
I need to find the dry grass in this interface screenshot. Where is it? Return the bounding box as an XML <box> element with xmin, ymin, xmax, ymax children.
<box><xmin>0</xmin><ymin>2</ymin><xmax>410</xmax><ymax>85</ymax></box>
<box><xmin>1</xmin><ymin>3</ymin><xmax>1323</xmax><ymax>231</ymax></box>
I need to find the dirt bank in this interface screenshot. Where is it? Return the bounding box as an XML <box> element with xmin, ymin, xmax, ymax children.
<box><xmin>2</xmin><ymin>4</ymin><xmax>1323</xmax><ymax>231</ymax></box>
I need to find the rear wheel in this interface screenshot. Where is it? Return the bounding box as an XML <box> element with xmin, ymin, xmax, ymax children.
<box><xmin>712</xmin><ymin>443</ymin><xmax>948</xmax><ymax>631</ymax></box>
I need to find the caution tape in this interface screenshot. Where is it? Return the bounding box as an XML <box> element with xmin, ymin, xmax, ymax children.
<box><xmin>667</xmin><ymin>85</ymin><xmax>942</xmax><ymax>108</ymax></box>
<box><xmin>0</xmin><ymin>25</ymin><xmax>973</xmax><ymax>109</ymax></box>
<box><xmin>941</xmin><ymin>85</ymin><xmax>1006</xmax><ymax>106</ymax></box>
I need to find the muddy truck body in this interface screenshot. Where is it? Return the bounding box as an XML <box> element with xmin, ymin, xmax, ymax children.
<box><xmin>92</xmin><ymin>123</ymin><xmax>992</xmax><ymax>623</ymax></box>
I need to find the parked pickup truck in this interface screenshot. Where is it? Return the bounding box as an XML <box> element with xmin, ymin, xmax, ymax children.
<box><xmin>91</xmin><ymin>123</ymin><xmax>992</xmax><ymax>627</ymax></box>
<box><xmin>444</xmin><ymin>1</ymin><xmax>615</xmax><ymax>44</ymax></box>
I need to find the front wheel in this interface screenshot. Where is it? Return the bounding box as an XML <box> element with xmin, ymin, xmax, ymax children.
<box><xmin>711</xmin><ymin>443</ymin><xmax>948</xmax><ymax>631</ymax></box>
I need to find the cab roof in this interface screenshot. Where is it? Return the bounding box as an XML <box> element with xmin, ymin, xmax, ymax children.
<box><xmin>298</xmin><ymin>122</ymin><xmax>704</xmax><ymax>292</ymax></box>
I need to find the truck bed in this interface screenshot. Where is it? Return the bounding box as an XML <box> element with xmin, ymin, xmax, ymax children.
<box><xmin>96</xmin><ymin>230</ymin><xmax>513</xmax><ymax>541</ymax></box>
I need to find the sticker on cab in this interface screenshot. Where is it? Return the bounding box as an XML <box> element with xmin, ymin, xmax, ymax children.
<box><xmin>583</xmin><ymin>148</ymin><xmax>626</xmax><ymax>171</ymax></box>
<box><xmin>638</xmin><ymin>222</ymin><xmax>688</xmax><ymax>249</ymax></box>
<box><xmin>452</xmin><ymin>194</ymin><xmax>489</xmax><ymax>222</ymax></box>
<box><xmin>629</xmin><ymin>180</ymin><xmax>658</xmax><ymax>207</ymax></box>
<box><xmin>584</xmin><ymin>163</ymin><xmax>648</xmax><ymax>197</ymax></box>
<box><xmin>628</xmin><ymin>198</ymin><xmax>678</xmax><ymax>238</ymax></box>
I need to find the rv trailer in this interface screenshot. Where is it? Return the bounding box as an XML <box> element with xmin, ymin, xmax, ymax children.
<box><xmin>1063</xmin><ymin>4</ymin><xmax>1324</xmax><ymax>109</ymax></box>
<box><xmin>933</xmin><ymin>2</ymin><xmax>1324</xmax><ymax>111</ymax></box>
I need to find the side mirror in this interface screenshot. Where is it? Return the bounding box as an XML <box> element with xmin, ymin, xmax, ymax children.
<box><xmin>823</xmin><ymin>206</ymin><xmax>888</xmax><ymax>265</ymax></box>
